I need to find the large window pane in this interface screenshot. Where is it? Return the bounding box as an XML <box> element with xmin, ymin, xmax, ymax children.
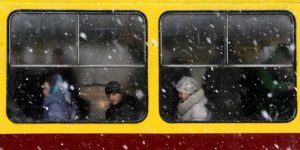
<box><xmin>160</xmin><ymin>11</ymin><xmax>296</xmax><ymax>123</ymax></box>
<box><xmin>160</xmin><ymin>66</ymin><xmax>296</xmax><ymax>122</ymax></box>
<box><xmin>160</xmin><ymin>13</ymin><xmax>226</xmax><ymax>65</ymax></box>
<box><xmin>79</xmin><ymin>14</ymin><xmax>146</xmax><ymax>65</ymax></box>
<box><xmin>10</xmin><ymin>13</ymin><xmax>78</xmax><ymax>65</ymax></box>
<box><xmin>8</xmin><ymin>11</ymin><xmax>147</xmax><ymax>123</ymax></box>
<box><xmin>228</xmin><ymin>13</ymin><xmax>295</xmax><ymax>64</ymax></box>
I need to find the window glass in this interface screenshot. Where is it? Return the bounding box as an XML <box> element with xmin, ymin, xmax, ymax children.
<box><xmin>10</xmin><ymin>13</ymin><xmax>78</xmax><ymax>64</ymax></box>
<box><xmin>228</xmin><ymin>14</ymin><xmax>295</xmax><ymax>64</ymax></box>
<box><xmin>8</xmin><ymin>11</ymin><xmax>147</xmax><ymax>123</ymax></box>
<box><xmin>160</xmin><ymin>13</ymin><xmax>226</xmax><ymax>65</ymax></box>
<box><xmin>160</xmin><ymin>12</ymin><xmax>296</xmax><ymax>123</ymax></box>
<box><xmin>79</xmin><ymin>14</ymin><xmax>146</xmax><ymax>65</ymax></box>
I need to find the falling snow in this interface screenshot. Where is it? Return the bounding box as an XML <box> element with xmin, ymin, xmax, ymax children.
<box><xmin>122</xmin><ymin>144</ymin><xmax>128</xmax><ymax>150</ymax></box>
<box><xmin>80</xmin><ymin>32</ymin><xmax>87</xmax><ymax>40</ymax></box>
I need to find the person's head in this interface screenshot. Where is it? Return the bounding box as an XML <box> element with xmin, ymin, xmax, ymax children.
<box><xmin>105</xmin><ymin>81</ymin><xmax>123</xmax><ymax>105</ymax></box>
<box><xmin>176</xmin><ymin>76</ymin><xmax>199</xmax><ymax>101</ymax></box>
<box><xmin>42</xmin><ymin>74</ymin><xmax>65</xmax><ymax>97</ymax></box>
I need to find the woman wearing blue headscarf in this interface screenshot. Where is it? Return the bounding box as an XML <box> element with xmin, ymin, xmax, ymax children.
<box><xmin>42</xmin><ymin>74</ymin><xmax>75</xmax><ymax>122</ymax></box>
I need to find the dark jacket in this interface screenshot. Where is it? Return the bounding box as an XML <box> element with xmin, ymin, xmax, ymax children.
<box><xmin>106</xmin><ymin>94</ymin><xmax>142</xmax><ymax>122</ymax></box>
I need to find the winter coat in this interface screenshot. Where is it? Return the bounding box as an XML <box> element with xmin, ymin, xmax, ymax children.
<box><xmin>177</xmin><ymin>89</ymin><xmax>211</xmax><ymax>121</ymax></box>
<box><xmin>43</xmin><ymin>91</ymin><xmax>72</xmax><ymax>122</ymax></box>
<box><xmin>42</xmin><ymin>74</ymin><xmax>77</xmax><ymax>122</ymax></box>
<box><xmin>106</xmin><ymin>94</ymin><xmax>142</xmax><ymax>122</ymax></box>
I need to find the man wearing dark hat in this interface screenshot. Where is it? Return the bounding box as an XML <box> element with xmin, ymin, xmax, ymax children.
<box><xmin>105</xmin><ymin>81</ymin><xmax>142</xmax><ymax>122</ymax></box>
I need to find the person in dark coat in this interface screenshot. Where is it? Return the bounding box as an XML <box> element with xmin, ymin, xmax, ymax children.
<box><xmin>105</xmin><ymin>81</ymin><xmax>142</xmax><ymax>122</ymax></box>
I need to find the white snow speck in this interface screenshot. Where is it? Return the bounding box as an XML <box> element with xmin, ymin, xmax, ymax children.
<box><xmin>43</xmin><ymin>106</ymin><xmax>49</xmax><ymax>111</ymax></box>
<box><xmin>253</xmin><ymin>40</ymin><xmax>258</xmax><ymax>46</ymax></box>
<box><xmin>135</xmin><ymin>89</ymin><xmax>145</xmax><ymax>100</ymax></box>
<box><xmin>273</xmin><ymin>80</ymin><xmax>278</xmax><ymax>85</ymax></box>
<box><xmin>161</xmin><ymin>89</ymin><xmax>166</xmax><ymax>93</ymax></box>
<box><xmin>206</xmin><ymin>38</ymin><xmax>212</xmax><ymax>44</ymax></box>
<box><xmin>80</xmin><ymin>32</ymin><xmax>87</xmax><ymax>40</ymax></box>
<box><xmin>108</xmin><ymin>55</ymin><xmax>112</xmax><ymax>59</ymax></box>
<box><xmin>28</xmin><ymin>48</ymin><xmax>33</xmax><ymax>53</ymax></box>
<box><xmin>214</xmin><ymin>90</ymin><xmax>219</xmax><ymax>93</ymax></box>
<box><xmin>274</xmin><ymin>144</ymin><xmax>279</xmax><ymax>149</ymax></box>
<box><xmin>242</xmin><ymin>74</ymin><xmax>247</xmax><ymax>79</ymax></box>
<box><xmin>70</xmin><ymin>85</ymin><xmax>75</xmax><ymax>91</ymax></box>
<box><xmin>288</xmin><ymin>44</ymin><xmax>295</xmax><ymax>51</ymax></box>
<box><xmin>267</xmin><ymin>93</ymin><xmax>273</xmax><ymax>98</ymax></box>
<box><xmin>261</xmin><ymin>110</ymin><xmax>272</xmax><ymax>121</ymax></box>
<box><xmin>209</xmin><ymin>24</ymin><xmax>215</xmax><ymax>28</ymax></box>
<box><xmin>68</xmin><ymin>45</ymin><xmax>74</xmax><ymax>50</ymax></box>
<box><xmin>37</xmin><ymin>146</ymin><xmax>42</xmax><ymax>150</ymax></box>
<box><xmin>137</xmin><ymin>16</ymin><xmax>144</xmax><ymax>23</ymax></box>
<box><xmin>64</xmin><ymin>32</ymin><xmax>68</xmax><ymax>36</ymax></box>
<box><xmin>122</xmin><ymin>144</ymin><xmax>128</xmax><ymax>150</ymax></box>
<box><xmin>142</xmin><ymin>140</ymin><xmax>146</xmax><ymax>145</ymax></box>
<box><xmin>116</xmin><ymin>18</ymin><xmax>123</xmax><ymax>26</ymax></box>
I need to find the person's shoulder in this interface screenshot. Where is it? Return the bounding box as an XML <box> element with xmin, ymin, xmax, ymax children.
<box><xmin>192</xmin><ymin>101</ymin><xmax>207</xmax><ymax>111</ymax></box>
<box><xmin>122</xmin><ymin>94</ymin><xmax>138</xmax><ymax>103</ymax></box>
<box><xmin>122</xmin><ymin>94</ymin><xmax>136</xmax><ymax>100</ymax></box>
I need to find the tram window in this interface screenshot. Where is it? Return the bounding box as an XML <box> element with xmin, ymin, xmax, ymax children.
<box><xmin>9</xmin><ymin>13</ymin><xmax>78</xmax><ymax>65</ymax></box>
<box><xmin>8</xmin><ymin>11</ymin><xmax>147</xmax><ymax>123</ymax></box>
<box><xmin>228</xmin><ymin>14</ymin><xmax>295</xmax><ymax>64</ymax></box>
<box><xmin>160</xmin><ymin>13</ymin><xmax>226</xmax><ymax>65</ymax></box>
<box><xmin>160</xmin><ymin>12</ymin><xmax>296</xmax><ymax>123</ymax></box>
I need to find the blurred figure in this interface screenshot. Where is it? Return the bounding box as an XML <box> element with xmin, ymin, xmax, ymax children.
<box><xmin>42</xmin><ymin>74</ymin><xmax>77</xmax><ymax>122</ymax></box>
<box><xmin>105</xmin><ymin>81</ymin><xmax>142</xmax><ymax>122</ymax></box>
<box><xmin>254</xmin><ymin>45</ymin><xmax>296</xmax><ymax>121</ymax></box>
<box><xmin>176</xmin><ymin>76</ymin><xmax>211</xmax><ymax>121</ymax></box>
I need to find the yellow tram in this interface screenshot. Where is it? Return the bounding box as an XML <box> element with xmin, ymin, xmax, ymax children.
<box><xmin>0</xmin><ymin>0</ymin><xmax>299</xmax><ymax>135</ymax></box>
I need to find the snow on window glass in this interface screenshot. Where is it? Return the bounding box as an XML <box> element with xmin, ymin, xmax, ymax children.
<box><xmin>161</xmin><ymin>13</ymin><xmax>226</xmax><ymax>65</ymax></box>
<box><xmin>160</xmin><ymin>12</ymin><xmax>296</xmax><ymax>123</ymax></box>
<box><xmin>79</xmin><ymin>14</ymin><xmax>146</xmax><ymax>65</ymax></box>
<box><xmin>8</xmin><ymin>11</ymin><xmax>147</xmax><ymax>123</ymax></box>
<box><xmin>10</xmin><ymin>13</ymin><xmax>78</xmax><ymax>65</ymax></box>
<box><xmin>228</xmin><ymin>14</ymin><xmax>294</xmax><ymax>64</ymax></box>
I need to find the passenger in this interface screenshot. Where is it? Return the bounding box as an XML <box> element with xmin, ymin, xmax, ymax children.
<box><xmin>105</xmin><ymin>81</ymin><xmax>141</xmax><ymax>122</ymax></box>
<box><xmin>176</xmin><ymin>76</ymin><xmax>211</xmax><ymax>121</ymax></box>
<box><xmin>255</xmin><ymin>45</ymin><xmax>296</xmax><ymax>121</ymax></box>
<box><xmin>42</xmin><ymin>74</ymin><xmax>76</xmax><ymax>122</ymax></box>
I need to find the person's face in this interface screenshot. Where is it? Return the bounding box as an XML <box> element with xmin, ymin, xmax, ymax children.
<box><xmin>178</xmin><ymin>92</ymin><xmax>191</xmax><ymax>101</ymax></box>
<box><xmin>106</xmin><ymin>92</ymin><xmax>122</xmax><ymax>105</ymax></box>
<box><xmin>43</xmin><ymin>81</ymin><xmax>50</xmax><ymax>97</ymax></box>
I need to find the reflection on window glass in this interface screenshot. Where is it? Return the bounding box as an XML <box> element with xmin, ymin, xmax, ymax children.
<box><xmin>161</xmin><ymin>13</ymin><xmax>226</xmax><ymax>65</ymax></box>
<box><xmin>79</xmin><ymin>14</ymin><xmax>146</xmax><ymax>65</ymax></box>
<box><xmin>160</xmin><ymin>12</ymin><xmax>296</xmax><ymax>123</ymax></box>
<box><xmin>10</xmin><ymin>13</ymin><xmax>78</xmax><ymax>65</ymax></box>
<box><xmin>228</xmin><ymin>14</ymin><xmax>295</xmax><ymax>64</ymax></box>
<box><xmin>8</xmin><ymin>11</ymin><xmax>147</xmax><ymax>123</ymax></box>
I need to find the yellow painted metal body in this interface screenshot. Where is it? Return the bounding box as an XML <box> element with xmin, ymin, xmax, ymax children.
<box><xmin>0</xmin><ymin>0</ymin><xmax>299</xmax><ymax>133</ymax></box>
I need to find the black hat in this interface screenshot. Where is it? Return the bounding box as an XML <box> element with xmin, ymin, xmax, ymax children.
<box><xmin>105</xmin><ymin>81</ymin><xmax>122</xmax><ymax>95</ymax></box>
